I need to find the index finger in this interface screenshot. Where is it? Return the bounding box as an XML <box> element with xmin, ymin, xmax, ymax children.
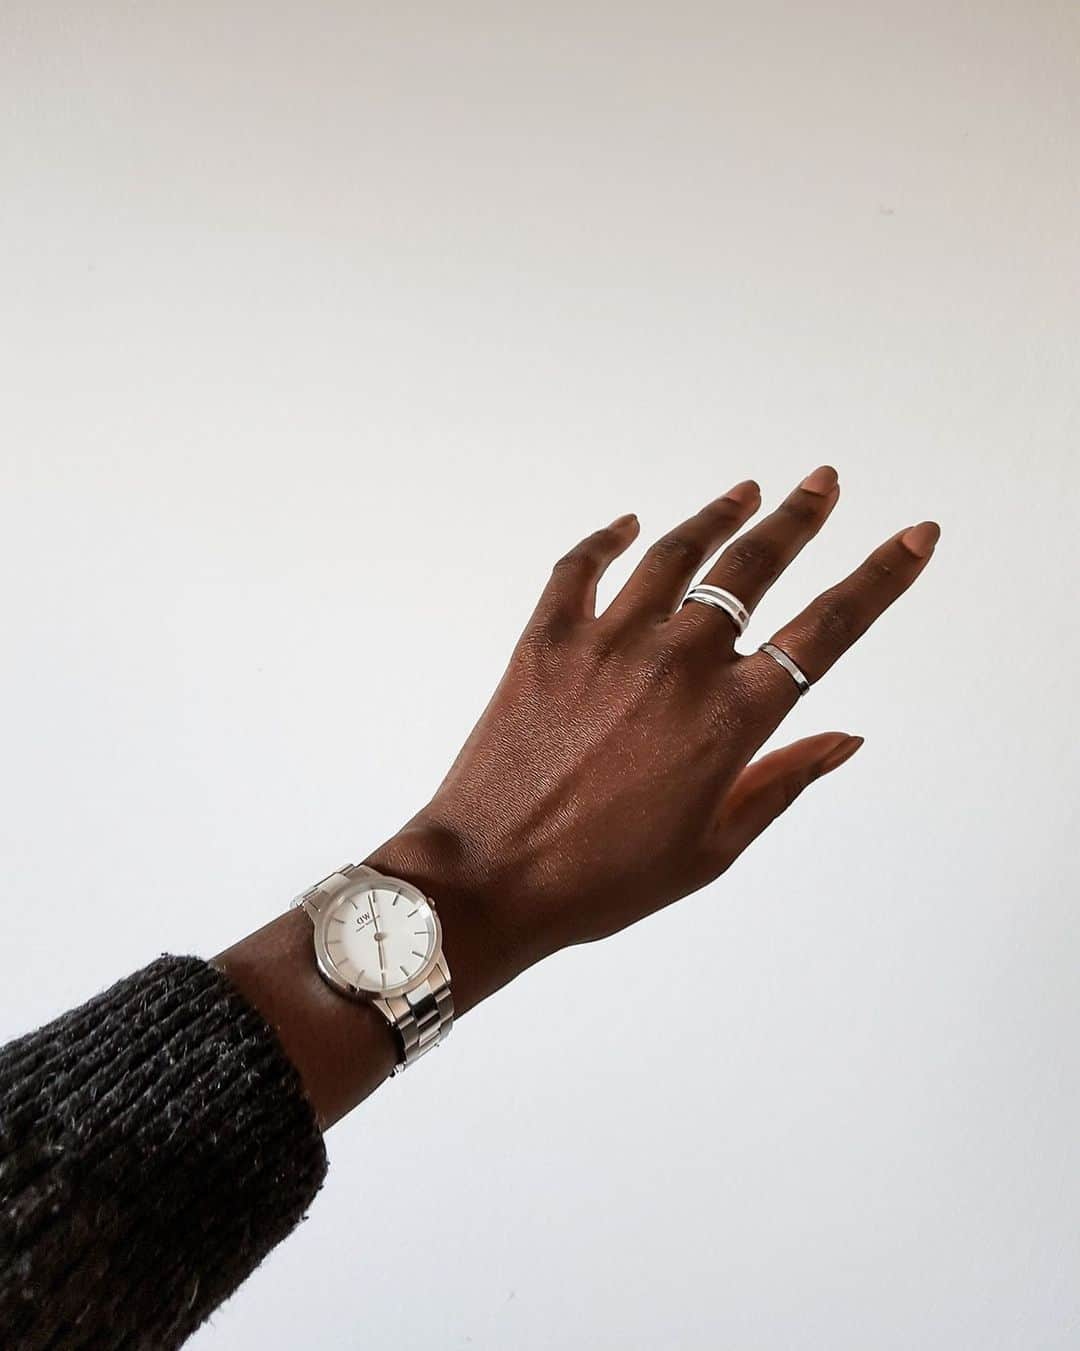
<box><xmin>741</xmin><ymin>519</ymin><xmax>941</xmax><ymax>712</ymax></box>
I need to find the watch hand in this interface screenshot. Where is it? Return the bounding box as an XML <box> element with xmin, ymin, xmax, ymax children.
<box><xmin>369</xmin><ymin>892</ymin><xmax>388</xmax><ymax>985</ymax></box>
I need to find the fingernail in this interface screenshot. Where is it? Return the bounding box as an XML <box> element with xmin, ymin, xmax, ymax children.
<box><xmin>818</xmin><ymin>734</ymin><xmax>864</xmax><ymax>774</ymax></box>
<box><xmin>800</xmin><ymin>464</ymin><xmax>839</xmax><ymax>495</ymax></box>
<box><xmin>610</xmin><ymin>512</ymin><xmax>639</xmax><ymax>530</ymax></box>
<box><xmin>724</xmin><ymin>479</ymin><xmax>760</xmax><ymax>507</ymax></box>
<box><xmin>901</xmin><ymin>520</ymin><xmax>941</xmax><ymax>558</ymax></box>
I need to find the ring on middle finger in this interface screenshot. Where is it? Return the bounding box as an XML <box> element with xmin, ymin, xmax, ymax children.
<box><xmin>682</xmin><ymin>584</ymin><xmax>751</xmax><ymax>636</ymax></box>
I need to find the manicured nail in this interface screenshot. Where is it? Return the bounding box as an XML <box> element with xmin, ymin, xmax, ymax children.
<box><xmin>901</xmin><ymin>521</ymin><xmax>941</xmax><ymax>558</ymax></box>
<box><xmin>610</xmin><ymin>513</ymin><xmax>638</xmax><ymax>530</ymax></box>
<box><xmin>818</xmin><ymin>734</ymin><xmax>864</xmax><ymax>774</ymax></box>
<box><xmin>800</xmin><ymin>464</ymin><xmax>839</xmax><ymax>495</ymax></box>
<box><xmin>724</xmin><ymin>479</ymin><xmax>760</xmax><ymax>507</ymax></box>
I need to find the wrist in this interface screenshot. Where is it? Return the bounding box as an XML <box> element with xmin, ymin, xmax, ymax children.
<box><xmin>216</xmin><ymin>829</ymin><xmax>529</xmax><ymax>1130</ymax></box>
<box><xmin>215</xmin><ymin>907</ymin><xmax>398</xmax><ymax>1130</ymax></box>
<box><xmin>363</xmin><ymin>817</ymin><xmax>539</xmax><ymax>1016</ymax></box>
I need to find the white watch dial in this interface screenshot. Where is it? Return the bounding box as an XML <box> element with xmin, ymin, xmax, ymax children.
<box><xmin>323</xmin><ymin>882</ymin><xmax>437</xmax><ymax>994</ymax></box>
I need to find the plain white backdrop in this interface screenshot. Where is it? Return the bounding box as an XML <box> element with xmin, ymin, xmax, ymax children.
<box><xmin>2</xmin><ymin>3</ymin><xmax>1078</xmax><ymax>1348</ymax></box>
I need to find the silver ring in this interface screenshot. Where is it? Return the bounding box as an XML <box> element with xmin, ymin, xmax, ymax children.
<box><xmin>683</xmin><ymin>584</ymin><xmax>750</xmax><ymax>636</ymax></box>
<box><xmin>758</xmin><ymin>642</ymin><xmax>811</xmax><ymax>696</ymax></box>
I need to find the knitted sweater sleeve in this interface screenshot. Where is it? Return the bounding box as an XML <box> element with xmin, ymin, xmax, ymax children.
<box><xmin>0</xmin><ymin>955</ymin><xmax>329</xmax><ymax>1350</ymax></box>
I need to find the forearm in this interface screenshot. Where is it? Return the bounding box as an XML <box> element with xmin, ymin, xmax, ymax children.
<box><xmin>0</xmin><ymin>823</ymin><xmax>527</xmax><ymax>1350</ymax></box>
<box><xmin>0</xmin><ymin>956</ymin><xmax>327</xmax><ymax>1351</ymax></box>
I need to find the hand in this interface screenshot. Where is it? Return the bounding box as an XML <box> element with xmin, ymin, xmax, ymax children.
<box><xmin>370</xmin><ymin>466</ymin><xmax>939</xmax><ymax>1007</ymax></box>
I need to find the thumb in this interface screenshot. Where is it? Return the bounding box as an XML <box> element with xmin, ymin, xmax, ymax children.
<box><xmin>715</xmin><ymin>731</ymin><xmax>864</xmax><ymax>866</ymax></box>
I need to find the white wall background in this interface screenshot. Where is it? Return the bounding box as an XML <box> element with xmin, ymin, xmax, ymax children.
<box><xmin>2</xmin><ymin>3</ymin><xmax>1077</xmax><ymax>1347</ymax></box>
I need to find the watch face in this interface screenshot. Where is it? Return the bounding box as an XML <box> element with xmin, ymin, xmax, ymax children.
<box><xmin>320</xmin><ymin>879</ymin><xmax>438</xmax><ymax>996</ymax></box>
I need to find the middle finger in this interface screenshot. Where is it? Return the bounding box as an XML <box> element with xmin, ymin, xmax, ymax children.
<box><xmin>680</xmin><ymin>465</ymin><xmax>840</xmax><ymax>635</ymax></box>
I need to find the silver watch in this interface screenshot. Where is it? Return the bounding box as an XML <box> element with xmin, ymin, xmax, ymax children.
<box><xmin>292</xmin><ymin>863</ymin><xmax>453</xmax><ymax>1075</ymax></box>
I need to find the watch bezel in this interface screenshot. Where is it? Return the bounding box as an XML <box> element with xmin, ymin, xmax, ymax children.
<box><xmin>312</xmin><ymin>873</ymin><xmax>443</xmax><ymax>1000</ymax></box>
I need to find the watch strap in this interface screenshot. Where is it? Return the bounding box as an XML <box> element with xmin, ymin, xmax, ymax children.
<box><xmin>379</xmin><ymin>958</ymin><xmax>454</xmax><ymax>1076</ymax></box>
<box><xmin>291</xmin><ymin>862</ymin><xmax>373</xmax><ymax>922</ymax></box>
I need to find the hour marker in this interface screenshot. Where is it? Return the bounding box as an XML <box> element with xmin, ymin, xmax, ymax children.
<box><xmin>400</xmin><ymin>964</ymin><xmax>410</xmax><ymax>977</ymax></box>
<box><xmin>392</xmin><ymin>889</ymin><xmax>401</xmax><ymax>906</ymax></box>
<box><xmin>330</xmin><ymin>916</ymin><xmax>345</xmax><ymax>924</ymax></box>
<box><xmin>411</xmin><ymin>949</ymin><xmax>425</xmax><ymax>959</ymax></box>
<box><xmin>413</xmin><ymin>931</ymin><xmax>427</xmax><ymax>936</ymax></box>
<box><xmin>408</xmin><ymin>909</ymin><xmax>418</xmax><ymax>918</ymax></box>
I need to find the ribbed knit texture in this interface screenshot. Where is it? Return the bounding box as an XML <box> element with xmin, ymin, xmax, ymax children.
<box><xmin>0</xmin><ymin>955</ymin><xmax>328</xmax><ymax>1350</ymax></box>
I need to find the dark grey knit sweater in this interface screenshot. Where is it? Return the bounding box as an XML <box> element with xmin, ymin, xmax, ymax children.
<box><xmin>0</xmin><ymin>955</ymin><xmax>328</xmax><ymax>1349</ymax></box>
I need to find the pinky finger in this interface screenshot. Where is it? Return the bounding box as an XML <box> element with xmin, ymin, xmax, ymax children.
<box><xmin>714</xmin><ymin>731</ymin><xmax>864</xmax><ymax>868</ymax></box>
<box><xmin>534</xmin><ymin>513</ymin><xmax>641</xmax><ymax>626</ymax></box>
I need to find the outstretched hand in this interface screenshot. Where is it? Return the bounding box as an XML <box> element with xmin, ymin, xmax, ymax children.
<box><xmin>370</xmin><ymin>467</ymin><xmax>939</xmax><ymax>1005</ymax></box>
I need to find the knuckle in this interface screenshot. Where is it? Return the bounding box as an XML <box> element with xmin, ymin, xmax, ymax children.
<box><xmin>730</xmin><ymin>663</ymin><xmax>765</xmax><ymax>708</ymax></box>
<box><xmin>813</xmin><ymin>590</ymin><xmax>859</xmax><ymax>644</ymax></box>
<box><xmin>777</xmin><ymin>496</ymin><xmax>819</xmax><ymax>528</ymax></box>
<box><xmin>723</xmin><ymin>534</ymin><xmax>780</xmax><ymax>581</ymax></box>
<box><xmin>647</xmin><ymin>531</ymin><xmax>701</xmax><ymax>570</ymax></box>
<box><xmin>517</xmin><ymin>621</ymin><xmax>566</xmax><ymax>665</ymax></box>
<box><xmin>861</xmin><ymin>551</ymin><xmax>898</xmax><ymax>588</ymax></box>
<box><xmin>585</xmin><ymin>627</ymin><xmax>624</xmax><ymax>669</ymax></box>
<box><xmin>551</xmin><ymin>545</ymin><xmax>591</xmax><ymax>577</ymax></box>
<box><xmin>551</xmin><ymin>524</ymin><xmax>620</xmax><ymax>578</ymax></box>
<box><xmin>530</xmin><ymin>595</ymin><xmax>580</xmax><ymax>645</ymax></box>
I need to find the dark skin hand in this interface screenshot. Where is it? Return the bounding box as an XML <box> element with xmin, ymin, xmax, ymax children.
<box><xmin>217</xmin><ymin>465</ymin><xmax>940</xmax><ymax>1127</ymax></box>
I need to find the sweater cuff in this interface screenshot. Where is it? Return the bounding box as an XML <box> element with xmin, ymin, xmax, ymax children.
<box><xmin>0</xmin><ymin>954</ymin><xmax>329</xmax><ymax>1350</ymax></box>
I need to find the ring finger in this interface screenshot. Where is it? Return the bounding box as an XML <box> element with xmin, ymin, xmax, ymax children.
<box><xmin>743</xmin><ymin>518</ymin><xmax>941</xmax><ymax>727</ymax></box>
